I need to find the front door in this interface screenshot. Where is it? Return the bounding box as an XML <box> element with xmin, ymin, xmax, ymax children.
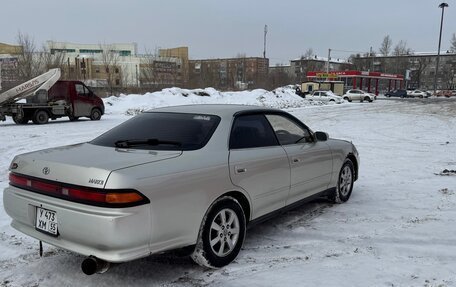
<box><xmin>265</xmin><ymin>114</ymin><xmax>332</xmax><ymax>205</ymax></box>
<box><xmin>73</xmin><ymin>83</ymin><xmax>93</xmax><ymax>117</ymax></box>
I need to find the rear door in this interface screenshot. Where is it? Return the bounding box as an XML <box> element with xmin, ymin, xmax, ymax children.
<box><xmin>228</xmin><ymin>113</ymin><xmax>290</xmax><ymax>219</ymax></box>
<box><xmin>265</xmin><ymin>113</ymin><xmax>333</xmax><ymax>205</ymax></box>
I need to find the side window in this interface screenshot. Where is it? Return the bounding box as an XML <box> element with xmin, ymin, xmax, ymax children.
<box><xmin>265</xmin><ymin>114</ymin><xmax>312</xmax><ymax>145</ymax></box>
<box><xmin>230</xmin><ymin>114</ymin><xmax>278</xmax><ymax>149</ymax></box>
<box><xmin>75</xmin><ymin>84</ymin><xmax>88</xmax><ymax>96</ymax></box>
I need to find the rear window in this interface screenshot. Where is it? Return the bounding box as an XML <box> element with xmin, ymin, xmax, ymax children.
<box><xmin>90</xmin><ymin>112</ymin><xmax>221</xmax><ymax>151</ymax></box>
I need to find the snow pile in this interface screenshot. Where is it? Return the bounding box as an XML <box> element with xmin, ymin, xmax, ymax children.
<box><xmin>104</xmin><ymin>86</ymin><xmax>323</xmax><ymax>115</ymax></box>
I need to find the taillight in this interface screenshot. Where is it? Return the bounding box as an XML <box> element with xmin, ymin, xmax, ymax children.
<box><xmin>8</xmin><ymin>173</ymin><xmax>149</xmax><ymax>208</ymax></box>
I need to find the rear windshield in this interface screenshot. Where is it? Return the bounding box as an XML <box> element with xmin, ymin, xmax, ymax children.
<box><xmin>90</xmin><ymin>112</ymin><xmax>221</xmax><ymax>151</ymax></box>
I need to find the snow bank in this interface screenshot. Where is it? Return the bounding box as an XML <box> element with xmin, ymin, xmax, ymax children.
<box><xmin>103</xmin><ymin>86</ymin><xmax>324</xmax><ymax>115</ymax></box>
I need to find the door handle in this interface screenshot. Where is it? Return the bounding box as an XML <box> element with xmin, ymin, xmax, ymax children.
<box><xmin>292</xmin><ymin>158</ymin><xmax>300</xmax><ymax>163</ymax></box>
<box><xmin>236</xmin><ymin>168</ymin><xmax>247</xmax><ymax>173</ymax></box>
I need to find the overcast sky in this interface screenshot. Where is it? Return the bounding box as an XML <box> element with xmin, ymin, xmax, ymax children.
<box><xmin>1</xmin><ymin>0</ymin><xmax>455</xmax><ymax>65</ymax></box>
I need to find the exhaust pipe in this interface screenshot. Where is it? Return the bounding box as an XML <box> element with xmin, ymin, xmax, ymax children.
<box><xmin>81</xmin><ymin>256</ymin><xmax>110</xmax><ymax>275</ymax></box>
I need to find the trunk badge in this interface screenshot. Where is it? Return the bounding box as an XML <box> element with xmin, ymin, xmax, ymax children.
<box><xmin>42</xmin><ymin>167</ymin><xmax>50</xmax><ymax>175</ymax></box>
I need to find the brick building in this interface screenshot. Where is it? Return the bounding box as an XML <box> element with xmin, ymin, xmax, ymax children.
<box><xmin>189</xmin><ymin>57</ymin><xmax>269</xmax><ymax>90</ymax></box>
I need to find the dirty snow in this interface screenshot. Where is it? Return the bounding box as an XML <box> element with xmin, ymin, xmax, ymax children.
<box><xmin>1</xmin><ymin>89</ymin><xmax>456</xmax><ymax>287</ymax></box>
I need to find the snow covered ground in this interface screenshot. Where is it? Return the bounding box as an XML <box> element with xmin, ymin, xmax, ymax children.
<box><xmin>0</xmin><ymin>89</ymin><xmax>455</xmax><ymax>287</ymax></box>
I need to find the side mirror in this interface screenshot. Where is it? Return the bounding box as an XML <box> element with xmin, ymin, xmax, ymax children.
<box><xmin>315</xmin><ymin>131</ymin><xmax>329</xmax><ymax>141</ymax></box>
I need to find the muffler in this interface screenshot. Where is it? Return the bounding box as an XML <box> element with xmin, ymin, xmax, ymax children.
<box><xmin>81</xmin><ymin>256</ymin><xmax>110</xmax><ymax>275</ymax></box>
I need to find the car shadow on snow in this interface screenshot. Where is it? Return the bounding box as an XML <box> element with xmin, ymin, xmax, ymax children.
<box><xmin>18</xmin><ymin>198</ymin><xmax>335</xmax><ymax>286</ymax></box>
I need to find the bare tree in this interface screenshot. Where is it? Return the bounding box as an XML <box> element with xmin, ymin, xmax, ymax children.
<box><xmin>379</xmin><ymin>35</ymin><xmax>393</xmax><ymax>56</ymax></box>
<box><xmin>140</xmin><ymin>48</ymin><xmax>157</xmax><ymax>90</ymax></box>
<box><xmin>410</xmin><ymin>57</ymin><xmax>431</xmax><ymax>88</ymax></box>
<box><xmin>303</xmin><ymin>48</ymin><xmax>314</xmax><ymax>59</ymax></box>
<box><xmin>99</xmin><ymin>44</ymin><xmax>120</xmax><ymax>95</ymax></box>
<box><xmin>40</xmin><ymin>42</ymin><xmax>67</xmax><ymax>76</ymax></box>
<box><xmin>16</xmin><ymin>32</ymin><xmax>42</xmax><ymax>81</ymax></box>
<box><xmin>393</xmin><ymin>40</ymin><xmax>412</xmax><ymax>56</ymax></box>
<box><xmin>451</xmin><ymin>33</ymin><xmax>456</xmax><ymax>52</ymax></box>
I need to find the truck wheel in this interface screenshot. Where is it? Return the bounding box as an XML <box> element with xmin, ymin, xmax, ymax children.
<box><xmin>32</xmin><ymin>110</ymin><xmax>49</xmax><ymax>125</ymax></box>
<box><xmin>68</xmin><ymin>115</ymin><xmax>79</xmax><ymax>121</ymax></box>
<box><xmin>13</xmin><ymin>115</ymin><xmax>29</xmax><ymax>125</ymax></box>
<box><xmin>90</xmin><ymin>108</ymin><xmax>102</xmax><ymax>121</ymax></box>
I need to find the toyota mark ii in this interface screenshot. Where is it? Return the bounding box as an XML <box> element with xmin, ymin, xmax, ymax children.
<box><xmin>3</xmin><ymin>104</ymin><xmax>359</xmax><ymax>273</ymax></box>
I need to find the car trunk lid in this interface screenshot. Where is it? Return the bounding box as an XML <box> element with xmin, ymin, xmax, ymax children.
<box><xmin>10</xmin><ymin>143</ymin><xmax>182</xmax><ymax>188</ymax></box>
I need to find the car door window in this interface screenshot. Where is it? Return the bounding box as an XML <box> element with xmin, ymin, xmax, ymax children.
<box><xmin>230</xmin><ymin>114</ymin><xmax>278</xmax><ymax>149</ymax></box>
<box><xmin>265</xmin><ymin>114</ymin><xmax>312</xmax><ymax>145</ymax></box>
<box><xmin>75</xmin><ymin>84</ymin><xmax>88</xmax><ymax>96</ymax></box>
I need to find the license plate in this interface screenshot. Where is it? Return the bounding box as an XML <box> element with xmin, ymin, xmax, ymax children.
<box><xmin>35</xmin><ymin>207</ymin><xmax>58</xmax><ymax>236</ymax></box>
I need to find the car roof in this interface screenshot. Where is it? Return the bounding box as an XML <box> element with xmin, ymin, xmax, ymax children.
<box><xmin>146</xmin><ymin>104</ymin><xmax>280</xmax><ymax>117</ymax></box>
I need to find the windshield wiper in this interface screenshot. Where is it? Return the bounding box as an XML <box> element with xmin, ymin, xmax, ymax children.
<box><xmin>115</xmin><ymin>139</ymin><xmax>182</xmax><ymax>148</ymax></box>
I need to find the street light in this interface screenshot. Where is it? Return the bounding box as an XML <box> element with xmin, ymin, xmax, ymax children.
<box><xmin>433</xmin><ymin>2</ymin><xmax>449</xmax><ymax>95</ymax></box>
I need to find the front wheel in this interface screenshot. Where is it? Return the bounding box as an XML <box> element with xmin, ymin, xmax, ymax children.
<box><xmin>343</xmin><ymin>97</ymin><xmax>351</xmax><ymax>102</ymax></box>
<box><xmin>191</xmin><ymin>196</ymin><xmax>246</xmax><ymax>268</ymax></box>
<box><xmin>330</xmin><ymin>159</ymin><xmax>354</xmax><ymax>203</ymax></box>
<box><xmin>89</xmin><ymin>108</ymin><xmax>102</xmax><ymax>121</ymax></box>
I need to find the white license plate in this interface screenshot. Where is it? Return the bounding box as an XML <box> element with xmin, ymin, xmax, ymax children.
<box><xmin>35</xmin><ymin>207</ymin><xmax>58</xmax><ymax>236</ymax></box>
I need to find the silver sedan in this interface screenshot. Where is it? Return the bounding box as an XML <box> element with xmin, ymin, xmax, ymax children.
<box><xmin>3</xmin><ymin>104</ymin><xmax>359</xmax><ymax>274</ymax></box>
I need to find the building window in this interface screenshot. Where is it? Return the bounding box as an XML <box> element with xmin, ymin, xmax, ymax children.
<box><xmin>119</xmin><ymin>50</ymin><xmax>131</xmax><ymax>56</ymax></box>
<box><xmin>115</xmin><ymin>68</ymin><xmax>119</xmax><ymax>74</ymax></box>
<box><xmin>95</xmin><ymin>68</ymin><xmax>100</xmax><ymax>73</ymax></box>
<box><xmin>115</xmin><ymin>79</ymin><xmax>120</xmax><ymax>85</ymax></box>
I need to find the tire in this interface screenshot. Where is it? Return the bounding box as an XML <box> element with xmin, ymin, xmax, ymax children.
<box><xmin>329</xmin><ymin>99</ymin><xmax>335</xmax><ymax>103</ymax></box>
<box><xmin>68</xmin><ymin>115</ymin><xmax>79</xmax><ymax>121</ymax></box>
<box><xmin>89</xmin><ymin>108</ymin><xmax>102</xmax><ymax>121</ymax></box>
<box><xmin>330</xmin><ymin>159</ymin><xmax>355</xmax><ymax>203</ymax></box>
<box><xmin>191</xmin><ymin>196</ymin><xmax>246</xmax><ymax>268</ymax></box>
<box><xmin>12</xmin><ymin>114</ymin><xmax>29</xmax><ymax>125</ymax></box>
<box><xmin>364</xmin><ymin>96</ymin><xmax>371</xmax><ymax>102</ymax></box>
<box><xmin>32</xmin><ymin>110</ymin><xmax>49</xmax><ymax>125</ymax></box>
<box><xmin>343</xmin><ymin>97</ymin><xmax>351</xmax><ymax>102</ymax></box>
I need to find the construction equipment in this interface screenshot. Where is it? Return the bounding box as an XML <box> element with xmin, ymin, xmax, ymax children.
<box><xmin>0</xmin><ymin>69</ymin><xmax>104</xmax><ymax>124</ymax></box>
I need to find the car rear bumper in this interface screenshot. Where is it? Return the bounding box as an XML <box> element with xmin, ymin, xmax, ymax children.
<box><xmin>3</xmin><ymin>186</ymin><xmax>151</xmax><ymax>263</ymax></box>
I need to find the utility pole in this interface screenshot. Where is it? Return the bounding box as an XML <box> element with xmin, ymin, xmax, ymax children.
<box><xmin>326</xmin><ymin>48</ymin><xmax>331</xmax><ymax>73</ymax></box>
<box><xmin>370</xmin><ymin>46</ymin><xmax>374</xmax><ymax>72</ymax></box>
<box><xmin>263</xmin><ymin>25</ymin><xmax>268</xmax><ymax>58</ymax></box>
<box><xmin>434</xmin><ymin>3</ymin><xmax>449</xmax><ymax>95</ymax></box>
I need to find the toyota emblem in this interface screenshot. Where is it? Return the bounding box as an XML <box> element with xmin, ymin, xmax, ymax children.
<box><xmin>42</xmin><ymin>167</ymin><xmax>50</xmax><ymax>175</ymax></box>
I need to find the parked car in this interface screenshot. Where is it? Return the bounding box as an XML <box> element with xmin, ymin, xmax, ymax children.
<box><xmin>307</xmin><ymin>90</ymin><xmax>344</xmax><ymax>104</ymax></box>
<box><xmin>385</xmin><ymin>89</ymin><xmax>408</xmax><ymax>98</ymax></box>
<box><xmin>407</xmin><ymin>90</ymin><xmax>430</xmax><ymax>98</ymax></box>
<box><xmin>434</xmin><ymin>90</ymin><xmax>456</xmax><ymax>97</ymax></box>
<box><xmin>342</xmin><ymin>89</ymin><xmax>375</xmax><ymax>102</ymax></box>
<box><xmin>3</xmin><ymin>105</ymin><xmax>359</xmax><ymax>274</ymax></box>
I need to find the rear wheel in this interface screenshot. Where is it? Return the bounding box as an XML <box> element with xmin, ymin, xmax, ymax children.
<box><xmin>12</xmin><ymin>114</ymin><xmax>29</xmax><ymax>124</ymax></box>
<box><xmin>89</xmin><ymin>108</ymin><xmax>102</xmax><ymax>121</ymax></box>
<box><xmin>330</xmin><ymin>159</ymin><xmax>354</xmax><ymax>203</ymax></box>
<box><xmin>68</xmin><ymin>115</ymin><xmax>79</xmax><ymax>121</ymax></box>
<box><xmin>32</xmin><ymin>110</ymin><xmax>49</xmax><ymax>125</ymax></box>
<box><xmin>191</xmin><ymin>196</ymin><xmax>246</xmax><ymax>268</ymax></box>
